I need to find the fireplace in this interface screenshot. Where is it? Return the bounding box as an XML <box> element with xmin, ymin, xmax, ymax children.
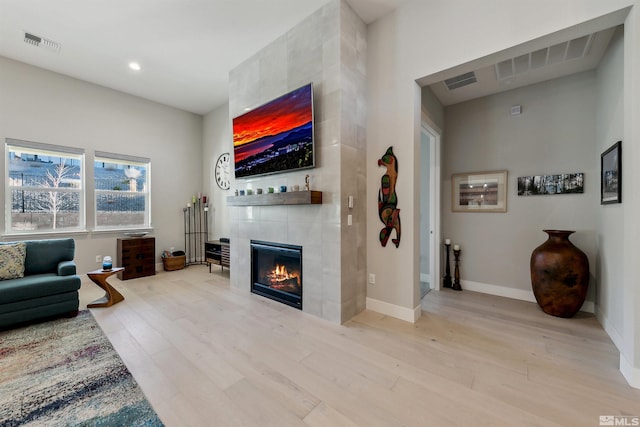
<box><xmin>251</xmin><ymin>240</ymin><xmax>302</xmax><ymax>309</ymax></box>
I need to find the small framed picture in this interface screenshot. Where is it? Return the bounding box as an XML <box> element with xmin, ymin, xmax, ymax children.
<box><xmin>601</xmin><ymin>141</ymin><xmax>621</xmax><ymax>204</ymax></box>
<box><xmin>517</xmin><ymin>173</ymin><xmax>584</xmax><ymax>196</ymax></box>
<box><xmin>452</xmin><ymin>170</ymin><xmax>507</xmax><ymax>212</ymax></box>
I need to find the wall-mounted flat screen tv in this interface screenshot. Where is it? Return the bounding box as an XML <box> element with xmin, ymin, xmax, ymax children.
<box><xmin>233</xmin><ymin>83</ymin><xmax>314</xmax><ymax>179</ymax></box>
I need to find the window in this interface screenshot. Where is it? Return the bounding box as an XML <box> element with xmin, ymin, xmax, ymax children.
<box><xmin>6</xmin><ymin>139</ymin><xmax>85</xmax><ymax>233</ymax></box>
<box><xmin>94</xmin><ymin>151</ymin><xmax>151</xmax><ymax>230</ymax></box>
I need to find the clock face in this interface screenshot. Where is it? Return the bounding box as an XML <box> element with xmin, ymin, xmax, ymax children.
<box><xmin>215</xmin><ymin>153</ymin><xmax>231</xmax><ymax>190</ymax></box>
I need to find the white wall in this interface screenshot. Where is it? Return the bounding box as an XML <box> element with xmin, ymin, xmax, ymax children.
<box><xmin>595</xmin><ymin>26</ymin><xmax>625</xmax><ymax>349</ymax></box>
<box><xmin>421</xmin><ymin>86</ymin><xmax>444</xmax><ymax>131</ymax></box>
<box><xmin>366</xmin><ymin>0</ymin><xmax>640</xmax><ymax>386</ymax></box>
<box><xmin>203</xmin><ymin>102</ymin><xmax>232</xmax><ymax>240</ymax></box>
<box><xmin>621</xmin><ymin>5</ymin><xmax>640</xmax><ymax>385</ymax></box>
<box><xmin>0</xmin><ymin>57</ymin><xmax>203</xmax><ymax>273</ymax></box>
<box><xmin>443</xmin><ymin>72</ymin><xmax>598</xmax><ymax>303</ymax></box>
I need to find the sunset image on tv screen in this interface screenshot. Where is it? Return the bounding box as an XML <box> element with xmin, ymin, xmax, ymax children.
<box><xmin>233</xmin><ymin>83</ymin><xmax>314</xmax><ymax>178</ymax></box>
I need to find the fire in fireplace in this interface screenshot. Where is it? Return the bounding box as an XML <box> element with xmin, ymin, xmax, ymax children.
<box><xmin>251</xmin><ymin>240</ymin><xmax>302</xmax><ymax>309</ymax></box>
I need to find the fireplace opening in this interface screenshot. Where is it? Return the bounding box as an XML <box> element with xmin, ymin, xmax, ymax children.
<box><xmin>251</xmin><ymin>240</ymin><xmax>302</xmax><ymax>309</ymax></box>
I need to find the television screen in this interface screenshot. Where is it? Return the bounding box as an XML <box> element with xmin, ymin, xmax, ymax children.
<box><xmin>233</xmin><ymin>83</ymin><xmax>314</xmax><ymax>179</ymax></box>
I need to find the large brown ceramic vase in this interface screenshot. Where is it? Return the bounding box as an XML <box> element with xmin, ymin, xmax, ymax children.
<box><xmin>530</xmin><ymin>230</ymin><xmax>589</xmax><ymax>318</ymax></box>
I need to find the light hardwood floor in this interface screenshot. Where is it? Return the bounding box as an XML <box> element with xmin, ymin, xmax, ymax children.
<box><xmin>79</xmin><ymin>266</ymin><xmax>640</xmax><ymax>426</ymax></box>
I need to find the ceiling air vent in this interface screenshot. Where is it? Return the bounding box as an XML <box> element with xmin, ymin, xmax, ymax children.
<box><xmin>23</xmin><ymin>31</ymin><xmax>61</xmax><ymax>53</ymax></box>
<box><xmin>495</xmin><ymin>33</ymin><xmax>594</xmax><ymax>81</ymax></box>
<box><xmin>444</xmin><ymin>72</ymin><xmax>477</xmax><ymax>91</ymax></box>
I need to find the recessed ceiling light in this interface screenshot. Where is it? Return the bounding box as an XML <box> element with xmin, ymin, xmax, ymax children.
<box><xmin>128</xmin><ymin>62</ymin><xmax>141</xmax><ymax>71</ymax></box>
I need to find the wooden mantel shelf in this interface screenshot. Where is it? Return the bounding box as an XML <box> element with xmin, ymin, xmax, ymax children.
<box><xmin>227</xmin><ymin>191</ymin><xmax>322</xmax><ymax>206</ymax></box>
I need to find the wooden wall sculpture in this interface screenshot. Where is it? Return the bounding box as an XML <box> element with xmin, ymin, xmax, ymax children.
<box><xmin>377</xmin><ymin>146</ymin><xmax>401</xmax><ymax>248</ymax></box>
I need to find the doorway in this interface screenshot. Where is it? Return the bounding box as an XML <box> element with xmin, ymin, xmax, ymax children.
<box><xmin>420</xmin><ymin>122</ymin><xmax>440</xmax><ymax>300</ymax></box>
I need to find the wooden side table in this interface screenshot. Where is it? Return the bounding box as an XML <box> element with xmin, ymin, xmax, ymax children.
<box><xmin>87</xmin><ymin>267</ymin><xmax>125</xmax><ymax>308</ymax></box>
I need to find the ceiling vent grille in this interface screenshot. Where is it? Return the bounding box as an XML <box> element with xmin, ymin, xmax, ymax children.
<box><xmin>495</xmin><ymin>33</ymin><xmax>594</xmax><ymax>81</ymax></box>
<box><xmin>23</xmin><ymin>31</ymin><xmax>61</xmax><ymax>53</ymax></box>
<box><xmin>444</xmin><ymin>72</ymin><xmax>477</xmax><ymax>91</ymax></box>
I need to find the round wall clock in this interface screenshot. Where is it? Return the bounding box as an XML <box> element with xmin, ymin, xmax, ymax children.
<box><xmin>214</xmin><ymin>152</ymin><xmax>231</xmax><ymax>190</ymax></box>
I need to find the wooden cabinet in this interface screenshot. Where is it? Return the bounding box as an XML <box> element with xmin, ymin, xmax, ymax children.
<box><xmin>117</xmin><ymin>237</ymin><xmax>156</xmax><ymax>280</ymax></box>
<box><xmin>205</xmin><ymin>240</ymin><xmax>230</xmax><ymax>272</ymax></box>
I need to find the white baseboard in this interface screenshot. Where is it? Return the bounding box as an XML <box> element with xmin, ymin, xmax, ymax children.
<box><xmin>581</xmin><ymin>300</ymin><xmax>595</xmax><ymax>314</ymax></box>
<box><xmin>595</xmin><ymin>306</ymin><xmax>624</xmax><ymax>352</ymax></box>
<box><xmin>598</xmin><ymin>310</ymin><xmax>639</xmax><ymax>390</ymax></box>
<box><xmin>620</xmin><ymin>353</ymin><xmax>640</xmax><ymax>389</ymax></box>
<box><xmin>366</xmin><ymin>297</ymin><xmax>421</xmax><ymax>323</ymax></box>
<box><xmin>461</xmin><ymin>280</ymin><xmax>536</xmax><ymax>302</ymax></box>
<box><xmin>460</xmin><ymin>280</ymin><xmax>595</xmax><ymax>314</ymax></box>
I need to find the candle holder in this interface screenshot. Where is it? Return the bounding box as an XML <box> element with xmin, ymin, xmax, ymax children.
<box><xmin>452</xmin><ymin>248</ymin><xmax>462</xmax><ymax>291</ymax></box>
<box><xmin>443</xmin><ymin>243</ymin><xmax>452</xmax><ymax>288</ymax></box>
<box><xmin>183</xmin><ymin>199</ymin><xmax>208</xmax><ymax>266</ymax></box>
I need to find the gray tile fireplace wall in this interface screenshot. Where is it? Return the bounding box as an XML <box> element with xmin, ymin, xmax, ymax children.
<box><xmin>228</xmin><ymin>0</ymin><xmax>366</xmax><ymax>323</ymax></box>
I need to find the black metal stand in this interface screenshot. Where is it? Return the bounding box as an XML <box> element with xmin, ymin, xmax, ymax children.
<box><xmin>183</xmin><ymin>199</ymin><xmax>208</xmax><ymax>265</ymax></box>
<box><xmin>443</xmin><ymin>243</ymin><xmax>452</xmax><ymax>288</ymax></box>
<box><xmin>452</xmin><ymin>249</ymin><xmax>462</xmax><ymax>291</ymax></box>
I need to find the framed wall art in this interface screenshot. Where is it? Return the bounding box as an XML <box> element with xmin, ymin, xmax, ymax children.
<box><xmin>601</xmin><ymin>141</ymin><xmax>621</xmax><ymax>204</ymax></box>
<box><xmin>452</xmin><ymin>170</ymin><xmax>507</xmax><ymax>212</ymax></box>
<box><xmin>517</xmin><ymin>173</ymin><xmax>584</xmax><ymax>196</ymax></box>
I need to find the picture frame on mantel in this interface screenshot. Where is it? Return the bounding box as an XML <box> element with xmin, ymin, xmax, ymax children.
<box><xmin>452</xmin><ymin>170</ymin><xmax>507</xmax><ymax>213</ymax></box>
<box><xmin>601</xmin><ymin>141</ymin><xmax>621</xmax><ymax>204</ymax></box>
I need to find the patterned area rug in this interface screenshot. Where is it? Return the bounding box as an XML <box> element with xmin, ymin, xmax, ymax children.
<box><xmin>0</xmin><ymin>311</ymin><xmax>164</xmax><ymax>426</ymax></box>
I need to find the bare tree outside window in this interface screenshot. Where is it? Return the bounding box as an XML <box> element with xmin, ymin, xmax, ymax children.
<box><xmin>6</xmin><ymin>140</ymin><xmax>84</xmax><ymax>233</ymax></box>
<box><xmin>37</xmin><ymin>162</ymin><xmax>76</xmax><ymax>229</ymax></box>
<box><xmin>6</xmin><ymin>140</ymin><xmax>150</xmax><ymax>233</ymax></box>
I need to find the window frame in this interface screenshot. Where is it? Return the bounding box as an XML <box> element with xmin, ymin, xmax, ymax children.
<box><xmin>93</xmin><ymin>151</ymin><xmax>152</xmax><ymax>231</ymax></box>
<box><xmin>5</xmin><ymin>138</ymin><xmax>86</xmax><ymax>235</ymax></box>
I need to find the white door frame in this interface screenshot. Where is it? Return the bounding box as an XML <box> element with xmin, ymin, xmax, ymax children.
<box><xmin>421</xmin><ymin>114</ymin><xmax>441</xmax><ymax>293</ymax></box>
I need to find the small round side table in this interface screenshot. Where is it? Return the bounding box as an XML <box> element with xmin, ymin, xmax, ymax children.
<box><xmin>87</xmin><ymin>267</ymin><xmax>125</xmax><ymax>308</ymax></box>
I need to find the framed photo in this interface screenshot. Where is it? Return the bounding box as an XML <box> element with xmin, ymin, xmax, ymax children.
<box><xmin>517</xmin><ymin>173</ymin><xmax>584</xmax><ymax>196</ymax></box>
<box><xmin>452</xmin><ymin>170</ymin><xmax>507</xmax><ymax>212</ymax></box>
<box><xmin>601</xmin><ymin>141</ymin><xmax>621</xmax><ymax>204</ymax></box>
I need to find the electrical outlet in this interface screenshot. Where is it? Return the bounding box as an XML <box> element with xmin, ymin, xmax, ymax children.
<box><xmin>368</xmin><ymin>273</ymin><xmax>375</xmax><ymax>285</ymax></box>
<box><xmin>96</xmin><ymin>255</ymin><xmax>102</xmax><ymax>263</ymax></box>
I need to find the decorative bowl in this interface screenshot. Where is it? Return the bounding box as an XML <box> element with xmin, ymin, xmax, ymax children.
<box><xmin>124</xmin><ymin>232</ymin><xmax>148</xmax><ymax>238</ymax></box>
